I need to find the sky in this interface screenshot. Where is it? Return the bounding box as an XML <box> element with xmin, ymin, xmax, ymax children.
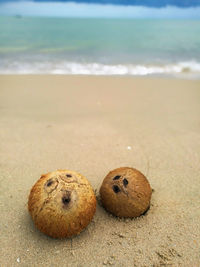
<box><xmin>0</xmin><ymin>0</ymin><xmax>200</xmax><ymax>18</ymax></box>
<box><xmin>1</xmin><ymin>0</ymin><xmax>200</xmax><ymax>7</ymax></box>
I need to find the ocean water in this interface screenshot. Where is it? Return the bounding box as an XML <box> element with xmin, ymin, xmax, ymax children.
<box><xmin>0</xmin><ymin>16</ymin><xmax>200</xmax><ymax>78</ymax></box>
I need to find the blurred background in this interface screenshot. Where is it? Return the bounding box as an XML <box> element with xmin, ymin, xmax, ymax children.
<box><xmin>0</xmin><ymin>0</ymin><xmax>200</xmax><ymax>78</ymax></box>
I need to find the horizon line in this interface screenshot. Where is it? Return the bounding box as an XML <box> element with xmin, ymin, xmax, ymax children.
<box><xmin>0</xmin><ymin>0</ymin><xmax>200</xmax><ymax>8</ymax></box>
<box><xmin>1</xmin><ymin>1</ymin><xmax>200</xmax><ymax>19</ymax></box>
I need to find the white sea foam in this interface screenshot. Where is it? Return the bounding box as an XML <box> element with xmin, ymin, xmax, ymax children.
<box><xmin>1</xmin><ymin>61</ymin><xmax>200</xmax><ymax>79</ymax></box>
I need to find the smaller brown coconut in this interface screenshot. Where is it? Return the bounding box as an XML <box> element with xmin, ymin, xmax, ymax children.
<box><xmin>100</xmin><ymin>167</ymin><xmax>152</xmax><ymax>218</ymax></box>
<box><xmin>28</xmin><ymin>170</ymin><xmax>96</xmax><ymax>238</ymax></box>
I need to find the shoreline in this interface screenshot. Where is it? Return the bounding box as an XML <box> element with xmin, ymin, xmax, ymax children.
<box><xmin>1</xmin><ymin>62</ymin><xmax>200</xmax><ymax>79</ymax></box>
<box><xmin>1</xmin><ymin>73</ymin><xmax>200</xmax><ymax>80</ymax></box>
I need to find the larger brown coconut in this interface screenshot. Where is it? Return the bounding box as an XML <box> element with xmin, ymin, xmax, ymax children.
<box><xmin>100</xmin><ymin>167</ymin><xmax>152</xmax><ymax>218</ymax></box>
<box><xmin>28</xmin><ymin>170</ymin><xmax>96</xmax><ymax>238</ymax></box>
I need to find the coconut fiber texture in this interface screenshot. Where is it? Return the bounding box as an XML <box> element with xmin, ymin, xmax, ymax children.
<box><xmin>100</xmin><ymin>167</ymin><xmax>152</xmax><ymax>218</ymax></box>
<box><xmin>28</xmin><ymin>170</ymin><xmax>96</xmax><ymax>238</ymax></box>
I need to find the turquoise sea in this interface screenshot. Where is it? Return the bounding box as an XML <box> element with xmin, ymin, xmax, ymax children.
<box><xmin>0</xmin><ymin>16</ymin><xmax>200</xmax><ymax>78</ymax></box>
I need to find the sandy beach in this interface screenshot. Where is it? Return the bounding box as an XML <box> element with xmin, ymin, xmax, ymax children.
<box><xmin>0</xmin><ymin>75</ymin><xmax>200</xmax><ymax>266</ymax></box>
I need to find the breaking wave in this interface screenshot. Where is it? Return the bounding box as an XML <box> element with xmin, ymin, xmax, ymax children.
<box><xmin>1</xmin><ymin>60</ymin><xmax>200</xmax><ymax>79</ymax></box>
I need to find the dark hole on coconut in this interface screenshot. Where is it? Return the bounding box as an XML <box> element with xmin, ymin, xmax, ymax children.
<box><xmin>123</xmin><ymin>178</ymin><xmax>128</xmax><ymax>187</ymax></box>
<box><xmin>113</xmin><ymin>175</ymin><xmax>121</xmax><ymax>180</ymax></box>
<box><xmin>66</xmin><ymin>174</ymin><xmax>72</xmax><ymax>178</ymax></box>
<box><xmin>62</xmin><ymin>196</ymin><xmax>71</xmax><ymax>205</ymax></box>
<box><xmin>112</xmin><ymin>185</ymin><xmax>120</xmax><ymax>193</ymax></box>
<box><xmin>47</xmin><ymin>180</ymin><xmax>53</xmax><ymax>187</ymax></box>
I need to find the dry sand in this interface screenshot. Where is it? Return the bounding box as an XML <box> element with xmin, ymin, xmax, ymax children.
<box><xmin>0</xmin><ymin>75</ymin><xmax>200</xmax><ymax>266</ymax></box>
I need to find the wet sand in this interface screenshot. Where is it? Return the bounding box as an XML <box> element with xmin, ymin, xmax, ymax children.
<box><xmin>0</xmin><ymin>75</ymin><xmax>200</xmax><ymax>266</ymax></box>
